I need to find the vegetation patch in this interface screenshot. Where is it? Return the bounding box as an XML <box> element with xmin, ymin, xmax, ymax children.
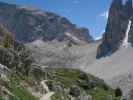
<box><xmin>45</xmin><ymin>68</ymin><xmax>122</xmax><ymax>100</ymax></box>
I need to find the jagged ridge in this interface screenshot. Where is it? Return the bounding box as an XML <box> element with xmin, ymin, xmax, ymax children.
<box><xmin>97</xmin><ymin>0</ymin><xmax>133</xmax><ymax>58</ymax></box>
<box><xmin>0</xmin><ymin>1</ymin><xmax>93</xmax><ymax>43</ymax></box>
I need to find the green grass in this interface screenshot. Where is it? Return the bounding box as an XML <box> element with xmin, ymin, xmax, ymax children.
<box><xmin>48</xmin><ymin>68</ymin><xmax>86</xmax><ymax>87</ymax></box>
<box><xmin>9</xmin><ymin>81</ymin><xmax>38</xmax><ymax>100</ymax></box>
<box><xmin>2</xmin><ymin>68</ymin><xmax>121</xmax><ymax>100</ymax></box>
<box><xmin>0</xmin><ymin>96</ymin><xmax>4</xmax><ymax>100</ymax></box>
<box><xmin>46</xmin><ymin>68</ymin><xmax>121</xmax><ymax>100</ymax></box>
<box><xmin>47</xmin><ymin>68</ymin><xmax>108</xmax><ymax>89</ymax></box>
<box><xmin>87</xmin><ymin>87</ymin><xmax>120</xmax><ymax>100</ymax></box>
<box><xmin>7</xmin><ymin>73</ymin><xmax>38</xmax><ymax>100</ymax></box>
<box><xmin>51</xmin><ymin>92</ymin><xmax>71</xmax><ymax>100</ymax></box>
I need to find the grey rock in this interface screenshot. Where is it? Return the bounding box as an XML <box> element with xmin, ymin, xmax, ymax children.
<box><xmin>27</xmin><ymin>39</ymin><xmax>99</xmax><ymax>68</ymax></box>
<box><xmin>0</xmin><ymin>1</ymin><xmax>93</xmax><ymax>43</ymax></box>
<box><xmin>97</xmin><ymin>0</ymin><xmax>133</xmax><ymax>58</ymax></box>
<box><xmin>128</xmin><ymin>89</ymin><xmax>133</xmax><ymax>100</ymax></box>
<box><xmin>80</xmin><ymin>92</ymin><xmax>92</xmax><ymax>100</ymax></box>
<box><xmin>52</xmin><ymin>84</ymin><xmax>64</xmax><ymax>92</ymax></box>
<box><xmin>69</xmin><ymin>85</ymin><xmax>81</xmax><ymax>97</ymax></box>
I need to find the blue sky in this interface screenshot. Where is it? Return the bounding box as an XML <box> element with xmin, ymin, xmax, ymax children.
<box><xmin>0</xmin><ymin>0</ymin><xmax>112</xmax><ymax>39</ymax></box>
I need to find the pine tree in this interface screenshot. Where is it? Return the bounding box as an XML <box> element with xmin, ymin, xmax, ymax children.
<box><xmin>0</xmin><ymin>24</ymin><xmax>13</xmax><ymax>48</ymax></box>
<box><xmin>3</xmin><ymin>34</ymin><xmax>12</xmax><ymax>48</ymax></box>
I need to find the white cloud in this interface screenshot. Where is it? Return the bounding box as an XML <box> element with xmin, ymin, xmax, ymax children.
<box><xmin>99</xmin><ymin>10</ymin><xmax>109</xmax><ymax>19</ymax></box>
<box><xmin>95</xmin><ymin>36</ymin><xmax>102</xmax><ymax>41</ymax></box>
<box><xmin>95</xmin><ymin>30</ymin><xmax>105</xmax><ymax>40</ymax></box>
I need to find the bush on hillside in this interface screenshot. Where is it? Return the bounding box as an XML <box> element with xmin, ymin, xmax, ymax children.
<box><xmin>115</xmin><ymin>87</ymin><xmax>123</xmax><ymax>97</ymax></box>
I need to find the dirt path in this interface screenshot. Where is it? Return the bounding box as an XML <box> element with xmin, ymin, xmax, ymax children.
<box><xmin>41</xmin><ymin>80</ymin><xmax>49</xmax><ymax>92</ymax></box>
<box><xmin>40</xmin><ymin>80</ymin><xmax>54</xmax><ymax>100</ymax></box>
<box><xmin>40</xmin><ymin>92</ymin><xmax>54</xmax><ymax>100</ymax></box>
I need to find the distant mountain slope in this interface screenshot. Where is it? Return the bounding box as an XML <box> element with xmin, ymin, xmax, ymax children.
<box><xmin>26</xmin><ymin>40</ymin><xmax>100</xmax><ymax>68</ymax></box>
<box><xmin>86</xmin><ymin>46</ymin><xmax>133</xmax><ymax>97</ymax></box>
<box><xmin>0</xmin><ymin>1</ymin><xmax>93</xmax><ymax>43</ymax></box>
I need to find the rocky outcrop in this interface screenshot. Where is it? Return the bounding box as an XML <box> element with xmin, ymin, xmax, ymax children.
<box><xmin>27</xmin><ymin>39</ymin><xmax>99</xmax><ymax>68</ymax></box>
<box><xmin>0</xmin><ymin>1</ymin><xmax>93</xmax><ymax>43</ymax></box>
<box><xmin>97</xmin><ymin>0</ymin><xmax>133</xmax><ymax>58</ymax></box>
<box><xmin>128</xmin><ymin>16</ymin><xmax>133</xmax><ymax>45</ymax></box>
<box><xmin>128</xmin><ymin>89</ymin><xmax>133</xmax><ymax>100</ymax></box>
<box><xmin>0</xmin><ymin>24</ymin><xmax>33</xmax><ymax>76</ymax></box>
<box><xmin>40</xmin><ymin>68</ymin><xmax>118</xmax><ymax>100</ymax></box>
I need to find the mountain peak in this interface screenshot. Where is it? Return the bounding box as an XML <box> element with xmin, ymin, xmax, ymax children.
<box><xmin>111</xmin><ymin>0</ymin><xmax>123</xmax><ymax>9</ymax></box>
<box><xmin>96</xmin><ymin>0</ymin><xmax>133</xmax><ymax>58</ymax></box>
<box><xmin>0</xmin><ymin>1</ymin><xmax>93</xmax><ymax>44</ymax></box>
<box><xmin>112</xmin><ymin>0</ymin><xmax>123</xmax><ymax>5</ymax></box>
<box><xmin>124</xmin><ymin>0</ymin><xmax>133</xmax><ymax>16</ymax></box>
<box><xmin>125</xmin><ymin>0</ymin><xmax>132</xmax><ymax>5</ymax></box>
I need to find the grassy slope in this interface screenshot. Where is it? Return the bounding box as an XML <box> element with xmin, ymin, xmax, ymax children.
<box><xmin>0</xmin><ymin>68</ymin><xmax>121</xmax><ymax>100</ymax></box>
<box><xmin>0</xmin><ymin>72</ymin><xmax>38</xmax><ymax>100</ymax></box>
<box><xmin>0</xmin><ymin>97</ymin><xmax>4</xmax><ymax>100</ymax></box>
<box><xmin>8</xmin><ymin>80</ymin><xmax>38</xmax><ymax>100</ymax></box>
<box><xmin>46</xmin><ymin>68</ymin><xmax>121</xmax><ymax>100</ymax></box>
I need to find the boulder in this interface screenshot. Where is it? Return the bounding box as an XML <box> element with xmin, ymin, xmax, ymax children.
<box><xmin>128</xmin><ymin>89</ymin><xmax>133</xmax><ymax>100</ymax></box>
<box><xmin>69</xmin><ymin>85</ymin><xmax>81</xmax><ymax>97</ymax></box>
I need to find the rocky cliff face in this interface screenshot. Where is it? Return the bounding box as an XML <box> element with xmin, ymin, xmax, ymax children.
<box><xmin>0</xmin><ymin>2</ymin><xmax>93</xmax><ymax>43</ymax></box>
<box><xmin>97</xmin><ymin>0</ymin><xmax>133</xmax><ymax>58</ymax></box>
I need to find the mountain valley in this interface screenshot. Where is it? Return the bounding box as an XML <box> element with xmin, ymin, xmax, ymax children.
<box><xmin>0</xmin><ymin>0</ymin><xmax>133</xmax><ymax>100</ymax></box>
